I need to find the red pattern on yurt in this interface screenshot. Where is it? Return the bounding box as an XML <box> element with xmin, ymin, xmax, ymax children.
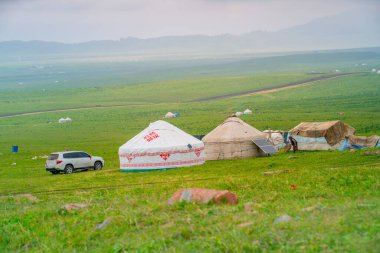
<box><xmin>126</xmin><ymin>154</ymin><xmax>134</xmax><ymax>162</ymax></box>
<box><xmin>119</xmin><ymin>147</ymin><xmax>205</xmax><ymax>159</ymax></box>
<box><xmin>144</xmin><ymin>131</ymin><xmax>159</xmax><ymax>142</ymax></box>
<box><xmin>121</xmin><ymin>158</ymin><xmax>206</xmax><ymax>168</ymax></box>
<box><xmin>194</xmin><ymin>149</ymin><xmax>202</xmax><ymax>157</ymax></box>
<box><xmin>159</xmin><ymin>152</ymin><xmax>171</xmax><ymax>161</ymax></box>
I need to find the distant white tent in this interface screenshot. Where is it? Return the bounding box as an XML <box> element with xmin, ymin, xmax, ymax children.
<box><xmin>377</xmin><ymin>70</ymin><xmax>380</xmax><ymax>74</ymax></box>
<box><xmin>235</xmin><ymin>112</ymin><xmax>243</xmax><ymax>117</ymax></box>
<box><xmin>243</xmin><ymin>109</ymin><xmax>252</xmax><ymax>115</ymax></box>
<box><xmin>164</xmin><ymin>112</ymin><xmax>176</xmax><ymax>118</ymax></box>
<box><xmin>119</xmin><ymin>120</ymin><xmax>205</xmax><ymax>172</ymax></box>
<box><xmin>371</xmin><ymin>69</ymin><xmax>377</xmax><ymax>72</ymax></box>
<box><xmin>58</xmin><ymin>117</ymin><xmax>72</xmax><ymax>123</ymax></box>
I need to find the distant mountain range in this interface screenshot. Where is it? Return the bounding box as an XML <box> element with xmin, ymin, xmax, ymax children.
<box><xmin>0</xmin><ymin>10</ymin><xmax>379</xmax><ymax>58</ymax></box>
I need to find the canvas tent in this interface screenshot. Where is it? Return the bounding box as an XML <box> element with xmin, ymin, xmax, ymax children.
<box><xmin>164</xmin><ymin>112</ymin><xmax>176</xmax><ymax>118</ymax></box>
<box><xmin>202</xmin><ymin>116</ymin><xmax>275</xmax><ymax>160</ymax></box>
<box><xmin>119</xmin><ymin>120</ymin><xmax>205</xmax><ymax>172</ymax></box>
<box><xmin>243</xmin><ymin>109</ymin><xmax>253</xmax><ymax>115</ymax></box>
<box><xmin>235</xmin><ymin>112</ymin><xmax>243</xmax><ymax>117</ymax></box>
<box><xmin>58</xmin><ymin>117</ymin><xmax>72</xmax><ymax>123</ymax></box>
<box><xmin>348</xmin><ymin>135</ymin><xmax>380</xmax><ymax>148</ymax></box>
<box><xmin>263</xmin><ymin>130</ymin><xmax>285</xmax><ymax>149</ymax></box>
<box><xmin>339</xmin><ymin>135</ymin><xmax>380</xmax><ymax>150</ymax></box>
<box><xmin>288</xmin><ymin>120</ymin><xmax>355</xmax><ymax>150</ymax></box>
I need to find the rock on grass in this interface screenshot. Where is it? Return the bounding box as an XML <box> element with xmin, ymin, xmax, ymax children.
<box><xmin>244</xmin><ymin>202</ymin><xmax>258</xmax><ymax>214</ymax></box>
<box><xmin>95</xmin><ymin>218</ymin><xmax>112</xmax><ymax>230</ymax></box>
<box><xmin>63</xmin><ymin>203</ymin><xmax>90</xmax><ymax>210</ymax></box>
<box><xmin>263</xmin><ymin>169</ymin><xmax>289</xmax><ymax>176</ymax></box>
<box><xmin>274</xmin><ymin>214</ymin><xmax>293</xmax><ymax>224</ymax></box>
<box><xmin>363</xmin><ymin>150</ymin><xmax>380</xmax><ymax>156</ymax></box>
<box><xmin>301</xmin><ymin>205</ymin><xmax>318</xmax><ymax>212</ymax></box>
<box><xmin>238</xmin><ymin>221</ymin><xmax>254</xmax><ymax>228</ymax></box>
<box><xmin>168</xmin><ymin>188</ymin><xmax>238</xmax><ymax>205</ymax></box>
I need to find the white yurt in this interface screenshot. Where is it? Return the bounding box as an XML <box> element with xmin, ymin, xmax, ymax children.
<box><xmin>164</xmin><ymin>112</ymin><xmax>175</xmax><ymax>118</ymax></box>
<box><xmin>235</xmin><ymin>112</ymin><xmax>243</xmax><ymax>117</ymax></box>
<box><xmin>119</xmin><ymin>120</ymin><xmax>205</xmax><ymax>172</ymax></box>
<box><xmin>243</xmin><ymin>109</ymin><xmax>252</xmax><ymax>115</ymax></box>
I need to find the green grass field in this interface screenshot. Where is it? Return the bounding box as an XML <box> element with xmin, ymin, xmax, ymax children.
<box><xmin>0</xmin><ymin>51</ymin><xmax>380</xmax><ymax>252</ymax></box>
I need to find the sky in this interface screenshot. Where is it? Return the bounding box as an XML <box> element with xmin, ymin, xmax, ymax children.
<box><xmin>0</xmin><ymin>0</ymin><xmax>378</xmax><ymax>43</ymax></box>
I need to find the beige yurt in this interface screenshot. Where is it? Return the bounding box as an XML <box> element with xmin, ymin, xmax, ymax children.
<box><xmin>202</xmin><ymin>116</ymin><xmax>271</xmax><ymax>160</ymax></box>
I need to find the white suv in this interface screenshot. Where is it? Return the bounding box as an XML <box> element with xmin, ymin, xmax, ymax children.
<box><xmin>46</xmin><ymin>151</ymin><xmax>105</xmax><ymax>174</ymax></box>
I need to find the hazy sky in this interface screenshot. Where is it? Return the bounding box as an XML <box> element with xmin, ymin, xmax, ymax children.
<box><xmin>0</xmin><ymin>0</ymin><xmax>378</xmax><ymax>42</ymax></box>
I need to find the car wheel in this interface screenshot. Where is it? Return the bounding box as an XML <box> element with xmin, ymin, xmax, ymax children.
<box><xmin>64</xmin><ymin>164</ymin><xmax>74</xmax><ymax>174</ymax></box>
<box><xmin>94</xmin><ymin>161</ymin><xmax>103</xmax><ymax>170</ymax></box>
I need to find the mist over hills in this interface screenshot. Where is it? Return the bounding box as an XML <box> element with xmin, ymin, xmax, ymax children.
<box><xmin>0</xmin><ymin>10</ymin><xmax>379</xmax><ymax>58</ymax></box>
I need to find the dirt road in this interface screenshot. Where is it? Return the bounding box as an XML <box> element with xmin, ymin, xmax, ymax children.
<box><xmin>0</xmin><ymin>72</ymin><xmax>361</xmax><ymax>119</ymax></box>
<box><xmin>192</xmin><ymin>72</ymin><xmax>358</xmax><ymax>102</ymax></box>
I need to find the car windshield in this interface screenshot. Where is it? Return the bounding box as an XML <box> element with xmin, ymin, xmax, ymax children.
<box><xmin>48</xmin><ymin>154</ymin><xmax>59</xmax><ymax>160</ymax></box>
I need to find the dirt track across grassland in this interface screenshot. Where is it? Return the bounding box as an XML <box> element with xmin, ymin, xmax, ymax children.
<box><xmin>191</xmin><ymin>72</ymin><xmax>359</xmax><ymax>102</ymax></box>
<box><xmin>0</xmin><ymin>72</ymin><xmax>362</xmax><ymax>119</ymax></box>
<box><xmin>0</xmin><ymin>104</ymin><xmax>144</xmax><ymax>119</ymax></box>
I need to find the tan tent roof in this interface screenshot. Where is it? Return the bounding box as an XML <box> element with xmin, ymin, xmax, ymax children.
<box><xmin>202</xmin><ymin>116</ymin><xmax>265</xmax><ymax>143</ymax></box>
<box><xmin>289</xmin><ymin>120</ymin><xmax>355</xmax><ymax>145</ymax></box>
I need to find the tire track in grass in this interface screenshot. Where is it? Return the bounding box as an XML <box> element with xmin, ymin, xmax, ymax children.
<box><xmin>1</xmin><ymin>162</ymin><xmax>379</xmax><ymax>197</ymax></box>
<box><xmin>0</xmin><ymin>177</ymin><xmax>219</xmax><ymax>197</ymax></box>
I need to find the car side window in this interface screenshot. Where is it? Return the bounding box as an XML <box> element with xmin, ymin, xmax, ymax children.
<box><xmin>65</xmin><ymin>152</ymin><xmax>79</xmax><ymax>159</ymax></box>
<box><xmin>79</xmin><ymin>152</ymin><xmax>90</xmax><ymax>158</ymax></box>
<box><xmin>74</xmin><ymin>152</ymin><xmax>82</xmax><ymax>158</ymax></box>
<box><xmin>63</xmin><ymin>153</ymin><xmax>74</xmax><ymax>159</ymax></box>
<box><xmin>63</xmin><ymin>152</ymin><xmax>89</xmax><ymax>158</ymax></box>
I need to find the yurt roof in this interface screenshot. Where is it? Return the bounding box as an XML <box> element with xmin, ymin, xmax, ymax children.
<box><xmin>202</xmin><ymin>117</ymin><xmax>265</xmax><ymax>142</ymax></box>
<box><xmin>119</xmin><ymin>120</ymin><xmax>203</xmax><ymax>153</ymax></box>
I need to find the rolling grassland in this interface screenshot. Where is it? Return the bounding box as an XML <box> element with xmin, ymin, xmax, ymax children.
<box><xmin>0</xmin><ymin>51</ymin><xmax>379</xmax><ymax>252</ymax></box>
